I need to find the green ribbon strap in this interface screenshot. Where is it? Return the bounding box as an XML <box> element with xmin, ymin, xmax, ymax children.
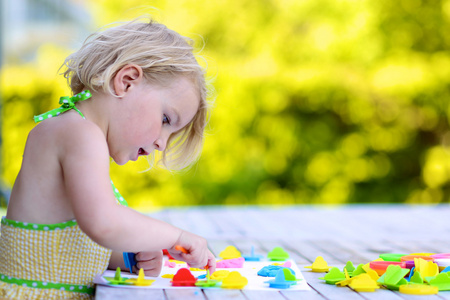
<box><xmin>34</xmin><ymin>90</ymin><xmax>92</xmax><ymax>123</ymax></box>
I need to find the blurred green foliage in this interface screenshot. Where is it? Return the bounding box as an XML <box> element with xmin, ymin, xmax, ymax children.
<box><xmin>2</xmin><ymin>0</ymin><xmax>450</xmax><ymax>209</ymax></box>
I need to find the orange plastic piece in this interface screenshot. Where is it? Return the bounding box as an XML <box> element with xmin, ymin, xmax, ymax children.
<box><xmin>401</xmin><ymin>255</ymin><xmax>434</xmax><ymax>262</ymax></box>
<box><xmin>304</xmin><ymin>256</ymin><xmax>331</xmax><ymax>272</ymax></box>
<box><xmin>221</xmin><ymin>271</ymin><xmax>248</xmax><ymax>289</ymax></box>
<box><xmin>175</xmin><ymin>245</ymin><xmax>188</xmax><ymax>254</ymax></box>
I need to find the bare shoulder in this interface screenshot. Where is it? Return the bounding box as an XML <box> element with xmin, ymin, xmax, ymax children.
<box><xmin>29</xmin><ymin>112</ymin><xmax>109</xmax><ymax>161</ymax></box>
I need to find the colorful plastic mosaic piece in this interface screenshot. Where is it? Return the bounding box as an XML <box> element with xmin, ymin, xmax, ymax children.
<box><xmin>379</xmin><ymin>253</ymin><xmax>406</xmax><ymax>262</ymax></box>
<box><xmin>195</xmin><ymin>269</ymin><xmax>219</xmax><ymax>288</ymax></box>
<box><xmin>401</xmin><ymin>255</ymin><xmax>434</xmax><ymax>262</ymax></box>
<box><xmin>211</xmin><ymin>270</ymin><xmax>231</xmax><ymax>281</ymax></box>
<box><xmin>221</xmin><ymin>271</ymin><xmax>248</xmax><ymax>289</ymax></box>
<box><xmin>162</xmin><ymin>274</ymin><xmax>174</xmax><ymax>279</ymax></box>
<box><xmin>399</xmin><ymin>284</ymin><xmax>438</xmax><ymax>295</ymax></box>
<box><xmin>164</xmin><ymin>260</ymin><xmax>177</xmax><ymax>268</ymax></box>
<box><xmin>267</xmin><ymin>247</ymin><xmax>289</xmax><ymax>261</ymax></box>
<box><xmin>369</xmin><ymin>261</ymin><xmax>406</xmax><ymax>276</ymax></box>
<box><xmin>123</xmin><ymin>252</ymin><xmax>137</xmax><ymax>272</ymax></box>
<box><xmin>349</xmin><ymin>273</ymin><xmax>379</xmax><ymax>292</ymax></box>
<box><xmin>219</xmin><ymin>246</ymin><xmax>242</xmax><ymax>260</ymax></box>
<box><xmin>243</xmin><ymin>246</ymin><xmax>263</xmax><ymax>261</ymax></box>
<box><xmin>377</xmin><ymin>265</ymin><xmax>409</xmax><ymax>290</ymax></box>
<box><xmin>429</xmin><ymin>272</ymin><xmax>450</xmax><ymax>291</ymax></box>
<box><xmin>125</xmin><ymin>268</ymin><xmax>155</xmax><ymax>286</ymax></box>
<box><xmin>343</xmin><ymin>261</ymin><xmax>356</xmax><ymax>275</ymax></box>
<box><xmin>414</xmin><ymin>258</ymin><xmax>439</xmax><ymax>280</ymax></box>
<box><xmin>216</xmin><ymin>257</ymin><xmax>245</xmax><ymax>268</ymax></box>
<box><xmin>336</xmin><ymin>269</ymin><xmax>353</xmax><ymax>287</ymax></box>
<box><xmin>171</xmin><ymin>268</ymin><xmax>197</xmax><ymax>286</ymax></box>
<box><xmin>257</xmin><ymin>265</ymin><xmax>296</xmax><ymax>277</ymax></box>
<box><xmin>408</xmin><ymin>268</ymin><xmax>423</xmax><ymax>284</ymax></box>
<box><xmin>318</xmin><ymin>267</ymin><xmax>346</xmax><ymax>285</ymax></box>
<box><xmin>265</xmin><ymin>269</ymin><xmax>296</xmax><ymax>289</ymax></box>
<box><xmin>104</xmin><ymin>267</ymin><xmax>131</xmax><ymax>285</ymax></box>
<box><xmin>304</xmin><ymin>256</ymin><xmax>331</xmax><ymax>272</ymax></box>
<box><xmin>352</xmin><ymin>264</ymin><xmax>366</xmax><ymax>277</ymax></box>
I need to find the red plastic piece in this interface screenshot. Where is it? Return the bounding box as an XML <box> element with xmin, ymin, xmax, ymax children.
<box><xmin>171</xmin><ymin>268</ymin><xmax>197</xmax><ymax>286</ymax></box>
<box><xmin>163</xmin><ymin>249</ymin><xmax>174</xmax><ymax>260</ymax></box>
<box><xmin>370</xmin><ymin>261</ymin><xmax>406</xmax><ymax>276</ymax></box>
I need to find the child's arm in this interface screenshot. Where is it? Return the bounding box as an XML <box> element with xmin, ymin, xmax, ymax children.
<box><xmin>59</xmin><ymin>120</ymin><xmax>214</xmax><ymax>270</ymax></box>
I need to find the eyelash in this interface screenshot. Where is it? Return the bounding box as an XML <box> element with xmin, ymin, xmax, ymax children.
<box><xmin>163</xmin><ymin>114</ymin><xmax>171</xmax><ymax>125</ymax></box>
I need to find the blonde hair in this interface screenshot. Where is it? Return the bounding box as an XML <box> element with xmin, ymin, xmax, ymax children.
<box><xmin>61</xmin><ymin>18</ymin><xmax>212</xmax><ymax>170</ymax></box>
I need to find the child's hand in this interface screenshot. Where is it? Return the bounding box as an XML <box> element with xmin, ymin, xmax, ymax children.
<box><xmin>132</xmin><ymin>250</ymin><xmax>163</xmax><ymax>276</ymax></box>
<box><xmin>168</xmin><ymin>231</ymin><xmax>216</xmax><ymax>273</ymax></box>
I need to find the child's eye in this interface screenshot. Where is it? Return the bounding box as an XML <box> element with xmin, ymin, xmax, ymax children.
<box><xmin>163</xmin><ymin>114</ymin><xmax>171</xmax><ymax>125</ymax></box>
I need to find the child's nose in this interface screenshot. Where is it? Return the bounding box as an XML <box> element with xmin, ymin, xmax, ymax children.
<box><xmin>154</xmin><ymin>138</ymin><xmax>167</xmax><ymax>152</ymax></box>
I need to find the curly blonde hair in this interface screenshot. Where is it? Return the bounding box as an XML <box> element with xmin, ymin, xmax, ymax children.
<box><xmin>61</xmin><ymin>18</ymin><xmax>212</xmax><ymax>170</ymax></box>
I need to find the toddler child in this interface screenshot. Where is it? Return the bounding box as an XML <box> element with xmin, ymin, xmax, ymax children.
<box><xmin>0</xmin><ymin>18</ymin><xmax>215</xmax><ymax>299</ymax></box>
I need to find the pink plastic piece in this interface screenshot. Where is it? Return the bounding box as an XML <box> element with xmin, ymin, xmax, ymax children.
<box><xmin>164</xmin><ymin>260</ymin><xmax>177</xmax><ymax>268</ymax></box>
<box><xmin>216</xmin><ymin>257</ymin><xmax>245</xmax><ymax>268</ymax></box>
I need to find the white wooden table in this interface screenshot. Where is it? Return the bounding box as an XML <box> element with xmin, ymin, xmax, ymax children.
<box><xmin>95</xmin><ymin>204</ymin><xmax>450</xmax><ymax>299</ymax></box>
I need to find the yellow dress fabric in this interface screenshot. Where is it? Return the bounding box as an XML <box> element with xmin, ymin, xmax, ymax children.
<box><xmin>0</xmin><ymin>218</ymin><xmax>111</xmax><ymax>299</ymax></box>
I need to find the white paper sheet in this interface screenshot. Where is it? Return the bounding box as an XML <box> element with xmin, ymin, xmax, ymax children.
<box><xmin>94</xmin><ymin>259</ymin><xmax>311</xmax><ymax>291</ymax></box>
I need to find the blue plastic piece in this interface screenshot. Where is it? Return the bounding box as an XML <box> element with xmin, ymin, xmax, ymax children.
<box><xmin>257</xmin><ymin>265</ymin><xmax>296</xmax><ymax>277</ymax></box>
<box><xmin>265</xmin><ymin>269</ymin><xmax>295</xmax><ymax>289</ymax></box>
<box><xmin>443</xmin><ymin>267</ymin><xmax>450</xmax><ymax>273</ymax></box>
<box><xmin>243</xmin><ymin>246</ymin><xmax>264</xmax><ymax>261</ymax></box>
<box><xmin>123</xmin><ymin>252</ymin><xmax>137</xmax><ymax>272</ymax></box>
<box><xmin>407</xmin><ymin>267</ymin><xmax>415</xmax><ymax>282</ymax></box>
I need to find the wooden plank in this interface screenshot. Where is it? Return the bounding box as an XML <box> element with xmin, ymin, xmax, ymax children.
<box><xmin>243</xmin><ymin>290</ymin><xmax>286</xmax><ymax>300</ymax></box>
<box><xmin>165</xmin><ymin>289</ymin><xmax>206</xmax><ymax>300</ymax></box>
<box><xmin>203</xmin><ymin>289</ymin><xmax>247</xmax><ymax>300</ymax></box>
<box><xmin>95</xmin><ymin>285</ymin><xmax>166</xmax><ymax>300</ymax></box>
<box><xmin>281</xmin><ymin>290</ymin><xmax>327</xmax><ymax>300</ymax></box>
<box><xmin>301</xmin><ymin>265</ymin><xmax>364</xmax><ymax>300</ymax></box>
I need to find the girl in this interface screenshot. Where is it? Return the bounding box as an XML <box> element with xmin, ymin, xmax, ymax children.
<box><xmin>0</xmin><ymin>18</ymin><xmax>215</xmax><ymax>299</ymax></box>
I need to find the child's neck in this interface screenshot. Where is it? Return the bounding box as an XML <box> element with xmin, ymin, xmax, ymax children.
<box><xmin>75</xmin><ymin>91</ymin><xmax>112</xmax><ymax>137</ymax></box>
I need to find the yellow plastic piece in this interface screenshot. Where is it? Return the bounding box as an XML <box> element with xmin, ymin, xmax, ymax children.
<box><xmin>169</xmin><ymin>259</ymin><xmax>186</xmax><ymax>264</ymax></box>
<box><xmin>304</xmin><ymin>256</ymin><xmax>331</xmax><ymax>272</ymax></box>
<box><xmin>363</xmin><ymin>258</ymin><xmax>382</xmax><ymax>273</ymax></box>
<box><xmin>399</xmin><ymin>284</ymin><xmax>439</xmax><ymax>295</ymax></box>
<box><xmin>211</xmin><ymin>270</ymin><xmax>231</xmax><ymax>281</ymax></box>
<box><xmin>219</xmin><ymin>246</ymin><xmax>242</xmax><ymax>260</ymax></box>
<box><xmin>409</xmin><ymin>253</ymin><xmax>435</xmax><ymax>256</ymax></box>
<box><xmin>221</xmin><ymin>271</ymin><xmax>248</xmax><ymax>289</ymax></box>
<box><xmin>126</xmin><ymin>269</ymin><xmax>155</xmax><ymax>286</ymax></box>
<box><xmin>349</xmin><ymin>274</ymin><xmax>380</xmax><ymax>292</ymax></box>
<box><xmin>365</xmin><ymin>269</ymin><xmax>380</xmax><ymax>281</ymax></box>
<box><xmin>162</xmin><ymin>274</ymin><xmax>174</xmax><ymax>279</ymax></box>
<box><xmin>414</xmin><ymin>258</ymin><xmax>439</xmax><ymax>279</ymax></box>
<box><xmin>336</xmin><ymin>269</ymin><xmax>353</xmax><ymax>287</ymax></box>
<box><xmin>190</xmin><ymin>267</ymin><xmax>204</xmax><ymax>271</ymax></box>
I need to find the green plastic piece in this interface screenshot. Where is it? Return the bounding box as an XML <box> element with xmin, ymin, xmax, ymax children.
<box><xmin>429</xmin><ymin>272</ymin><xmax>450</xmax><ymax>291</ymax></box>
<box><xmin>377</xmin><ymin>265</ymin><xmax>409</xmax><ymax>290</ymax></box>
<box><xmin>104</xmin><ymin>267</ymin><xmax>131</xmax><ymax>285</ymax></box>
<box><xmin>343</xmin><ymin>261</ymin><xmax>355</xmax><ymax>275</ymax></box>
<box><xmin>379</xmin><ymin>253</ymin><xmax>406</xmax><ymax>262</ymax></box>
<box><xmin>195</xmin><ymin>269</ymin><xmax>219</xmax><ymax>288</ymax></box>
<box><xmin>282</xmin><ymin>268</ymin><xmax>301</xmax><ymax>285</ymax></box>
<box><xmin>267</xmin><ymin>247</ymin><xmax>289</xmax><ymax>261</ymax></box>
<box><xmin>410</xmin><ymin>270</ymin><xmax>424</xmax><ymax>284</ymax></box>
<box><xmin>352</xmin><ymin>264</ymin><xmax>366</xmax><ymax>277</ymax></box>
<box><xmin>318</xmin><ymin>267</ymin><xmax>346</xmax><ymax>284</ymax></box>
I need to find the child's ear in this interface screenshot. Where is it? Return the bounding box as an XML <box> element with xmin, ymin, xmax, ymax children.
<box><xmin>112</xmin><ymin>64</ymin><xmax>143</xmax><ymax>97</ymax></box>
